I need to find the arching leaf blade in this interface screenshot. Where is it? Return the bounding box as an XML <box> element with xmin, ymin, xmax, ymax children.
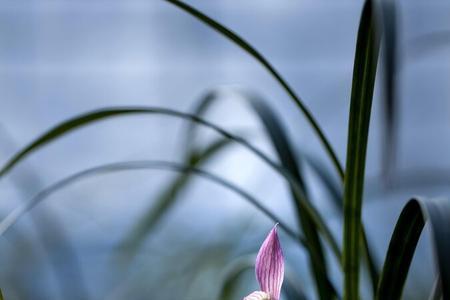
<box><xmin>164</xmin><ymin>0</ymin><xmax>344</xmax><ymax>179</ymax></box>
<box><xmin>122</xmin><ymin>137</ymin><xmax>236</xmax><ymax>255</ymax></box>
<box><xmin>343</xmin><ymin>1</ymin><xmax>382</xmax><ymax>299</ymax></box>
<box><xmin>376</xmin><ymin>197</ymin><xmax>450</xmax><ymax>300</ymax></box>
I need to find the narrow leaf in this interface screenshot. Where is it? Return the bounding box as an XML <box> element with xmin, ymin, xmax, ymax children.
<box><xmin>380</xmin><ymin>0</ymin><xmax>400</xmax><ymax>186</ymax></box>
<box><xmin>164</xmin><ymin>0</ymin><xmax>344</xmax><ymax>179</ymax></box>
<box><xmin>343</xmin><ymin>1</ymin><xmax>381</xmax><ymax>299</ymax></box>
<box><xmin>0</xmin><ymin>160</ymin><xmax>303</xmax><ymax>247</ymax></box>
<box><xmin>122</xmin><ymin>137</ymin><xmax>235</xmax><ymax>254</ymax></box>
<box><xmin>376</xmin><ymin>197</ymin><xmax>450</xmax><ymax>300</ymax></box>
<box><xmin>0</xmin><ymin>107</ymin><xmax>339</xmax><ymax>263</ymax></box>
<box><xmin>247</xmin><ymin>97</ymin><xmax>337</xmax><ymax>299</ymax></box>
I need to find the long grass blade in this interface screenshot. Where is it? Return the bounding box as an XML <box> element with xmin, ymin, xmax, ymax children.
<box><xmin>218</xmin><ymin>255</ymin><xmax>254</xmax><ymax>300</ymax></box>
<box><xmin>0</xmin><ymin>107</ymin><xmax>340</xmax><ymax>261</ymax></box>
<box><xmin>376</xmin><ymin>197</ymin><xmax>450</xmax><ymax>300</ymax></box>
<box><xmin>0</xmin><ymin>160</ymin><xmax>302</xmax><ymax>246</ymax></box>
<box><xmin>246</xmin><ymin>96</ymin><xmax>337</xmax><ymax>299</ymax></box>
<box><xmin>380</xmin><ymin>0</ymin><xmax>399</xmax><ymax>186</ymax></box>
<box><xmin>184</xmin><ymin>90</ymin><xmax>338</xmax><ymax>298</ymax></box>
<box><xmin>303</xmin><ymin>155</ymin><xmax>342</xmax><ymax>211</ymax></box>
<box><xmin>0</xmin><ymin>127</ymin><xmax>89</xmax><ymax>300</ymax></box>
<box><xmin>122</xmin><ymin>137</ymin><xmax>235</xmax><ymax>253</ymax></box>
<box><xmin>187</xmin><ymin>88</ymin><xmax>396</xmax><ymax>297</ymax></box>
<box><xmin>342</xmin><ymin>1</ymin><xmax>381</xmax><ymax>299</ymax></box>
<box><xmin>163</xmin><ymin>0</ymin><xmax>344</xmax><ymax>179</ymax></box>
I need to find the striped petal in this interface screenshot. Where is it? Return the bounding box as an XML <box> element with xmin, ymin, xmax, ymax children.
<box><xmin>255</xmin><ymin>224</ymin><xmax>284</xmax><ymax>300</ymax></box>
<box><xmin>243</xmin><ymin>291</ymin><xmax>270</xmax><ymax>300</ymax></box>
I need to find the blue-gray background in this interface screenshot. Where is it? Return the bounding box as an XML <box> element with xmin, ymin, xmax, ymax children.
<box><xmin>0</xmin><ymin>1</ymin><xmax>449</xmax><ymax>299</ymax></box>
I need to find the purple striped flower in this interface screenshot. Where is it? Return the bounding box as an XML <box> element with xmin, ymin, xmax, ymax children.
<box><xmin>243</xmin><ymin>224</ymin><xmax>284</xmax><ymax>300</ymax></box>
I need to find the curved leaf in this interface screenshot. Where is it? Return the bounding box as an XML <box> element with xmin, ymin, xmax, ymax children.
<box><xmin>164</xmin><ymin>0</ymin><xmax>344</xmax><ymax>179</ymax></box>
<box><xmin>380</xmin><ymin>0</ymin><xmax>400</xmax><ymax>185</ymax></box>
<box><xmin>185</xmin><ymin>90</ymin><xmax>339</xmax><ymax>298</ymax></box>
<box><xmin>185</xmin><ymin>88</ymin><xmax>383</xmax><ymax>295</ymax></box>
<box><xmin>122</xmin><ymin>137</ymin><xmax>236</xmax><ymax>253</ymax></box>
<box><xmin>0</xmin><ymin>107</ymin><xmax>339</xmax><ymax>262</ymax></box>
<box><xmin>246</xmin><ymin>97</ymin><xmax>336</xmax><ymax>299</ymax></box>
<box><xmin>342</xmin><ymin>1</ymin><xmax>381</xmax><ymax>299</ymax></box>
<box><xmin>376</xmin><ymin>197</ymin><xmax>450</xmax><ymax>300</ymax></box>
<box><xmin>0</xmin><ymin>160</ymin><xmax>303</xmax><ymax>246</ymax></box>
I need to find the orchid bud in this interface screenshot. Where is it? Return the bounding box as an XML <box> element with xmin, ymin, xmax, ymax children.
<box><xmin>243</xmin><ymin>224</ymin><xmax>284</xmax><ymax>300</ymax></box>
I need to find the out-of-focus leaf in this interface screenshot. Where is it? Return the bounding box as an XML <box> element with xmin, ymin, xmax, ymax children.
<box><xmin>342</xmin><ymin>1</ymin><xmax>381</xmax><ymax>299</ymax></box>
<box><xmin>408</xmin><ymin>30</ymin><xmax>450</xmax><ymax>59</ymax></box>
<box><xmin>218</xmin><ymin>254</ymin><xmax>308</xmax><ymax>300</ymax></box>
<box><xmin>428</xmin><ymin>275</ymin><xmax>442</xmax><ymax>300</ymax></box>
<box><xmin>376</xmin><ymin>197</ymin><xmax>450</xmax><ymax>300</ymax></box>
<box><xmin>0</xmin><ymin>107</ymin><xmax>238</xmax><ymax>179</ymax></box>
<box><xmin>0</xmin><ymin>289</ymin><xmax>3</xmax><ymax>300</ymax></box>
<box><xmin>0</xmin><ymin>127</ymin><xmax>88</xmax><ymax>300</ymax></box>
<box><xmin>303</xmin><ymin>155</ymin><xmax>343</xmax><ymax>211</ymax></box>
<box><xmin>122</xmin><ymin>137</ymin><xmax>235</xmax><ymax>254</ymax></box>
<box><xmin>164</xmin><ymin>0</ymin><xmax>344</xmax><ymax>179</ymax></box>
<box><xmin>246</xmin><ymin>97</ymin><xmax>336</xmax><ymax>299</ymax></box>
<box><xmin>218</xmin><ymin>255</ymin><xmax>254</xmax><ymax>300</ymax></box>
<box><xmin>185</xmin><ymin>90</ymin><xmax>340</xmax><ymax>297</ymax></box>
<box><xmin>0</xmin><ymin>107</ymin><xmax>337</xmax><ymax>260</ymax></box>
<box><xmin>0</xmin><ymin>160</ymin><xmax>303</xmax><ymax>246</ymax></box>
<box><xmin>380</xmin><ymin>0</ymin><xmax>400</xmax><ymax>186</ymax></box>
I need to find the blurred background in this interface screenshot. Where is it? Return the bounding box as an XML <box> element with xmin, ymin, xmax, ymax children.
<box><xmin>0</xmin><ymin>0</ymin><xmax>449</xmax><ymax>299</ymax></box>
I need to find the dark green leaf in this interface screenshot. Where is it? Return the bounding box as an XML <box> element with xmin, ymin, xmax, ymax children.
<box><xmin>122</xmin><ymin>137</ymin><xmax>235</xmax><ymax>254</ymax></box>
<box><xmin>218</xmin><ymin>255</ymin><xmax>254</xmax><ymax>300</ymax></box>
<box><xmin>342</xmin><ymin>1</ymin><xmax>381</xmax><ymax>299</ymax></box>
<box><xmin>303</xmin><ymin>155</ymin><xmax>343</xmax><ymax>211</ymax></box>
<box><xmin>380</xmin><ymin>0</ymin><xmax>400</xmax><ymax>185</ymax></box>
<box><xmin>0</xmin><ymin>107</ymin><xmax>339</xmax><ymax>263</ymax></box>
<box><xmin>0</xmin><ymin>127</ymin><xmax>88</xmax><ymax>300</ymax></box>
<box><xmin>164</xmin><ymin>0</ymin><xmax>344</xmax><ymax>179</ymax></box>
<box><xmin>0</xmin><ymin>160</ymin><xmax>303</xmax><ymax>247</ymax></box>
<box><xmin>246</xmin><ymin>96</ymin><xmax>337</xmax><ymax>299</ymax></box>
<box><xmin>376</xmin><ymin>197</ymin><xmax>450</xmax><ymax>300</ymax></box>
<box><xmin>184</xmin><ymin>90</ymin><xmax>341</xmax><ymax>297</ymax></box>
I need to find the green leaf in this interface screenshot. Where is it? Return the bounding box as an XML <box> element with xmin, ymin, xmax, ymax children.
<box><xmin>122</xmin><ymin>137</ymin><xmax>236</xmax><ymax>254</ymax></box>
<box><xmin>380</xmin><ymin>0</ymin><xmax>399</xmax><ymax>185</ymax></box>
<box><xmin>303</xmin><ymin>155</ymin><xmax>343</xmax><ymax>211</ymax></box>
<box><xmin>218</xmin><ymin>255</ymin><xmax>254</xmax><ymax>300</ymax></box>
<box><xmin>342</xmin><ymin>1</ymin><xmax>381</xmax><ymax>299</ymax></box>
<box><xmin>164</xmin><ymin>0</ymin><xmax>344</xmax><ymax>180</ymax></box>
<box><xmin>246</xmin><ymin>96</ymin><xmax>337</xmax><ymax>299</ymax></box>
<box><xmin>0</xmin><ymin>160</ymin><xmax>303</xmax><ymax>247</ymax></box>
<box><xmin>376</xmin><ymin>197</ymin><xmax>450</xmax><ymax>300</ymax></box>
<box><xmin>184</xmin><ymin>90</ymin><xmax>340</xmax><ymax>298</ymax></box>
<box><xmin>0</xmin><ymin>107</ymin><xmax>339</xmax><ymax>263</ymax></box>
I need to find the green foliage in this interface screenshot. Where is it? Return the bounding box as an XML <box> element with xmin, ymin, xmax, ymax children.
<box><xmin>122</xmin><ymin>137</ymin><xmax>236</xmax><ymax>255</ymax></box>
<box><xmin>376</xmin><ymin>198</ymin><xmax>450</xmax><ymax>299</ymax></box>
<box><xmin>342</xmin><ymin>1</ymin><xmax>381</xmax><ymax>299</ymax></box>
<box><xmin>185</xmin><ymin>90</ymin><xmax>337</xmax><ymax>298</ymax></box>
<box><xmin>164</xmin><ymin>0</ymin><xmax>344</xmax><ymax>180</ymax></box>
<box><xmin>0</xmin><ymin>1</ymin><xmax>448</xmax><ymax>299</ymax></box>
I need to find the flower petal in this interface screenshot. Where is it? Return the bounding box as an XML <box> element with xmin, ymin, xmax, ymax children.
<box><xmin>243</xmin><ymin>291</ymin><xmax>271</xmax><ymax>300</ymax></box>
<box><xmin>255</xmin><ymin>224</ymin><xmax>284</xmax><ymax>300</ymax></box>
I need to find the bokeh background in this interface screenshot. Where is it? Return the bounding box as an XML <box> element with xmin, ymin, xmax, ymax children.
<box><xmin>0</xmin><ymin>1</ymin><xmax>449</xmax><ymax>299</ymax></box>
